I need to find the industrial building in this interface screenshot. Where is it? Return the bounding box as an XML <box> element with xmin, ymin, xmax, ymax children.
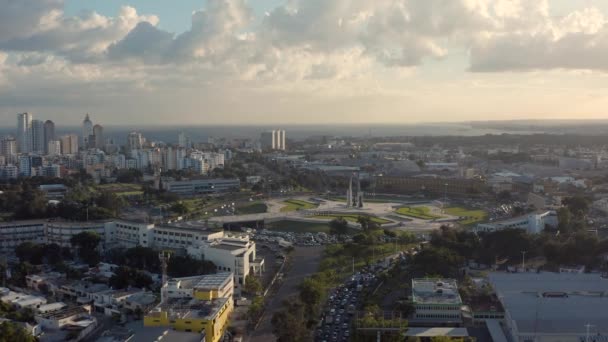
<box><xmin>411</xmin><ymin>278</ymin><xmax>463</xmax><ymax>325</ymax></box>
<box><xmin>475</xmin><ymin>211</ymin><xmax>558</xmax><ymax>234</ymax></box>
<box><xmin>144</xmin><ymin>272</ymin><xmax>234</xmax><ymax>342</ymax></box>
<box><xmin>488</xmin><ymin>272</ymin><xmax>608</xmax><ymax>342</ymax></box>
<box><xmin>162</xmin><ymin>178</ymin><xmax>240</xmax><ymax>195</ymax></box>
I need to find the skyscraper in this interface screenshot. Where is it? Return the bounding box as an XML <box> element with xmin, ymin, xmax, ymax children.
<box><xmin>60</xmin><ymin>134</ymin><xmax>79</xmax><ymax>155</ymax></box>
<box><xmin>82</xmin><ymin>114</ymin><xmax>93</xmax><ymax>148</ymax></box>
<box><xmin>17</xmin><ymin>113</ymin><xmax>32</xmax><ymax>153</ymax></box>
<box><xmin>47</xmin><ymin>140</ymin><xmax>61</xmax><ymax>156</ymax></box>
<box><xmin>127</xmin><ymin>132</ymin><xmax>144</xmax><ymax>151</ymax></box>
<box><xmin>93</xmin><ymin>124</ymin><xmax>104</xmax><ymax>149</ymax></box>
<box><xmin>44</xmin><ymin>120</ymin><xmax>55</xmax><ymax>154</ymax></box>
<box><xmin>1</xmin><ymin>136</ymin><xmax>17</xmax><ymax>162</ymax></box>
<box><xmin>178</xmin><ymin>132</ymin><xmax>191</xmax><ymax>148</ymax></box>
<box><xmin>31</xmin><ymin>119</ymin><xmax>45</xmax><ymax>154</ymax></box>
<box><xmin>260</xmin><ymin>130</ymin><xmax>286</xmax><ymax>151</ymax></box>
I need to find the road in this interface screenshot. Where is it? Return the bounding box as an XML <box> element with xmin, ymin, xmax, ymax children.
<box><xmin>249</xmin><ymin>246</ymin><xmax>324</xmax><ymax>342</ymax></box>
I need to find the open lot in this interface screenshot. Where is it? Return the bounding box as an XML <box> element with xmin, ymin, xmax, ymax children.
<box><xmin>236</xmin><ymin>201</ymin><xmax>268</xmax><ymax>215</ymax></box>
<box><xmin>444</xmin><ymin>207</ymin><xmax>488</xmax><ymax>225</ymax></box>
<box><xmin>279</xmin><ymin>199</ymin><xmax>318</xmax><ymax>212</ymax></box>
<box><xmin>395</xmin><ymin>206</ymin><xmax>441</xmax><ymax>220</ymax></box>
<box><xmin>97</xmin><ymin>183</ymin><xmax>144</xmax><ymax>197</ymax></box>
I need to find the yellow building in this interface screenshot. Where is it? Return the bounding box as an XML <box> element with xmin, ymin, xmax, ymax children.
<box><xmin>144</xmin><ymin>272</ymin><xmax>234</xmax><ymax>342</ymax></box>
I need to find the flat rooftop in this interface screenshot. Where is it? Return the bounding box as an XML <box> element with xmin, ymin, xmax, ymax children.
<box><xmin>167</xmin><ymin>272</ymin><xmax>232</xmax><ymax>291</ymax></box>
<box><xmin>412</xmin><ymin>279</ymin><xmax>462</xmax><ymax>305</ymax></box>
<box><xmin>412</xmin><ymin>278</ymin><xmax>462</xmax><ymax>305</ymax></box>
<box><xmin>489</xmin><ymin>272</ymin><xmax>608</xmax><ymax>334</ymax></box>
<box><xmin>151</xmin><ymin>297</ymin><xmax>229</xmax><ymax>321</ymax></box>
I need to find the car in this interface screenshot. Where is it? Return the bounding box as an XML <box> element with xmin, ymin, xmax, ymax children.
<box><xmin>342</xmin><ymin>323</ymin><xmax>348</xmax><ymax>329</ymax></box>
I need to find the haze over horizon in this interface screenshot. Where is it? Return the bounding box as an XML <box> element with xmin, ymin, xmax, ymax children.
<box><xmin>2</xmin><ymin>0</ymin><xmax>608</xmax><ymax>125</ymax></box>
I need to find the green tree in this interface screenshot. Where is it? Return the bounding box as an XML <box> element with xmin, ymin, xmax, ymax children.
<box><xmin>70</xmin><ymin>231</ymin><xmax>102</xmax><ymax>266</ymax></box>
<box><xmin>271</xmin><ymin>299</ymin><xmax>311</xmax><ymax>342</ymax></box>
<box><xmin>15</xmin><ymin>243</ymin><xmax>44</xmax><ymax>265</ymax></box>
<box><xmin>243</xmin><ymin>275</ymin><xmax>262</xmax><ymax>295</ymax></box>
<box><xmin>109</xmin><ymin>266</ymin><xmax>153</xmax><ymax>289</ymax></box>
<box><xmin>167</xmin><ymin>256</ymin><xmax>216</xmax><ymax>278</ymax></box>
<box><xmin>562</xmin><ymin>196</ymin><xmax>590</xmax><ymax>218</ymax></box>
<box><xmin>410</xmin><ymin>246</ymin><xmax>464</xmax><ymax>278</ymax></box>
<box><xmin>329</xmin><ymin>218</ymin><xmax>349</xmax><ymax>235</ymax></box>
<box><xmin>0</xmin><ymin>321</ymin><xmax>36</xmax><ymax>342</ymax></box>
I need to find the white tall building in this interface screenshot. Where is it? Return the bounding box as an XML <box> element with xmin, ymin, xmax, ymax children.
<box><xmin>31</xmin><ymin>120</ymin><xmax>45</xmax><ymax>154</ymax></box>
<box><xmin>178</xmin><ymin>132</ymin><xmax>191</xmax><ymax>148</ymax></box>
<box><xmin>47</xmin><ymin>140</ymin><xmax>61</xmax><ymax>156</ymax></box>
<box><xmin>17</xmin><ymin>113</ymin><xmax>32</xmax><ymax>153</ymax></box>
<box><xmin>1</xmin><ymin>136</ymin><xmax>17</xmax><ymax>161</ymax></box>
<box><xmin>82</xmin><ymin>114</ymin><xmax>93</xmax><ymax>148</ymax></box>
<box><xmin>260</xmin><ymin>130</ymin><xmax>286</xmax><ymax>151</ymax></box>
<box><xmin>60</xmin><ymin>134</ymin><xmax>79</xmax><ymax>155</ymax></box>
<box><xmin>127</xmin><ymin>132</ymin><xmax>144</xmax><ymax>151</ymax></box>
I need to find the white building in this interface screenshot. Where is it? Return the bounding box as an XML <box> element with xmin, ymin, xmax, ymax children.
<box><xmin>411</xmin><ymin>278</ymin><xmax>462</xmax><ymax>324</ymax></box>
<box><xmin>82</xmin><ymin>114</ymin><xmax>93</xmax><ymax>148</ymax></box>
<box><xmin>260</xmin><ymin>130</ymin><xmax>286</xmax><ymax>151</ymax></box>
<box><xmin>47</xmin><ymin>140</ymin><xmax>62</xmax><ymax>156</ymax></box>
<box><xmin>163</xmin><ymin>178</ymin><xmax>240</xmax><ymax>195</ymax></box>
<box><xmin>476</xmin><ymin>211</ymin><xmax>558</xmax><ymax>234</ymax></box>
<box><xmin>488</xmin><ymin>272</ymin><xmax>608</xmax><ymax>342</ymax></box>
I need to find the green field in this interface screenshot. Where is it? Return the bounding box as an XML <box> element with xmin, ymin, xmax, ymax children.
<box><xmin>444</xmin><ymin>207</ymin><xmax>488</xmax><ymax>225</ymax></box>
<box><xmin>395</xmin><ymin>206</ymin><xmax>442</xmax><ymax>220</ymax></box>
<box><xmin>236</xmin><ymin>201</ymin><xmax>268</xmax><ymax>214</ymax></box>
<box><xmin>97</xmin><ymin>183</ymin><xmax>144</xmax><ymax>197</ymax></box>
<box><xmin>266</xmin><ymin>220</ymin><xmax>335</xmax><ymax>233</ymax></box>
<box><xmin>311</xmin><ymin>214</ymin><xmax>391</xmax><ymax>225</ymax></box>
<box><xmin>280</xmin><ymin>199</ymin><xmax>318</xmax><ymax>212</ymax></box>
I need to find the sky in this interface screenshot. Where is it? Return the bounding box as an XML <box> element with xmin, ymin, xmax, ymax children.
<box><xmin>2</xmin><ymin>0</ymin><xmax>608</xmax><ymax>126</ymax></box>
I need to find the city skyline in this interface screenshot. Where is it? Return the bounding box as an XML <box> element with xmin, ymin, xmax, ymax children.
<box><xmin>2</xmin><ymin>0</ymin><xmax>608</xmax><ymax>125</ymax></box>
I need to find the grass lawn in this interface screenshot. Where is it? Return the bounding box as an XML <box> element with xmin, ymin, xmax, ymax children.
<box><xmin>98</xmin><ymin>183</ymin><xmax>144</xmax><ymax>197</ymax></box>
<box><xmin>395</xmin><ymin>206</ymin><xmax>441</xmax><ymax>220</ymax></box>
<box><xmin>280</xmin><ymin>199</ymin><xmax>318</xmax><ymax>212</ymax></box>
<box><xmin>444</xmin><ymin>207</ymin><xmax>488</xmax><ymax>225</ymax></box>
<box><xmin>266</xmin><ymin>220</ymin><xmax>334</xmax><ymax>233</ymax></box>
<box><xmin>236</xmin><ymin>201</ymin><xmax>268</xmax><ymax>214</ymax></box>
<box><xmin>311</xmin><ymin>214</ymin><xmax>391</xmax><ymax>225</ymax></box>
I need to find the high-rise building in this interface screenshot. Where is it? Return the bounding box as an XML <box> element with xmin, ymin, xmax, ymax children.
<box><xmin>127</xmin><ymin>132</ymin><xmax>144</xmax><ymax>151</ymax></box>
<box><xmin>261</xmin><ymin>131</ymin><xmax>275</xmax><ymax>151</ymax></box>
<box><xmin>31</xmin><ymin>120</ymin><xmax>45</xmax><ymax>154</ymax></box>
<box><xmin>17</xmin><ymin>113</ymin><xmax>32</xmax><ymax>153</ymax></box>
<box><xmin>178</xmin><ymin>132</ymin><xmax>191</xmax><ymax>148</ymax></box>
<box><xmin>260</xmin><ymin>130</ymin><xmax>286</xmax><ymax>151</ymax></box>
<box><xmin>82</xmin><ymin>114</ymin><xmax>93</xmax><ymax>148</ymax></box>
<box><xmin>93</xmin><ymin>124</ymin><xmax>104</xmax><ymax>149</ymax></box>
<box><xmin>60</xmin><ymin>134</ymin><xmax>79</xmax><ymax>155</ymax></box>
<box><xmin>1</xmin><ymin>137</ymin><xmax>17</xmax><ymax>158</ymax></box>
<box><xmin>43</xmin><ymin>120</ymin><xmax>55</xmax><ymax>154</ymax></box>
<box><xmin>47</xmin><ymin>140</ymin><xmax>61</xmax><ymax>156</ymax></box>
<box><xmin>277</xmin><ymin>129</ymin><xmax>286</xmax><ymax>150</ymax></box>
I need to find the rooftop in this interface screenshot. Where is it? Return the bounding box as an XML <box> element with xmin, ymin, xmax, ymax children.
<box><xmin>149</xmin><ymin>297</ymin><xmax>229</xmax><ymax>321</ymax></box>
<box><xmin>489</xmin><ymin>272</ymin><xmax>608</xmax><ymax>334</ymax></box>
<box><xmin>167</xmin><ymin>272</ymin><xmax>232</xmax><ymax>291</ymax></box>
<box><xmin>412</xmin><ymin>278</ymin><xmax>462</xmax><ymax>305</ymax></box>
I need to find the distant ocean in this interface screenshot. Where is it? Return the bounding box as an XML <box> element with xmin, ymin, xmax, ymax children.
<box><xmin>0</xmin><ymin>123</ymin><xmax>544</xmax><ymax>144</ymax></box>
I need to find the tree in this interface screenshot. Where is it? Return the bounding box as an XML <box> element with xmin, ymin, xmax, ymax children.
<box><xmin>410</xmin><ymin>246</ymin><xmax>464</xmax><ymax>278</ymax></box>
<box><xmin>15</xmin><ymin>243</ymin><xmax>44</xmax><ymax>265</ymax></box>
<box><xmin>0</xmin><ymin>321</ymin><xmax>36</xmax><ymax>342</ymax></box>
<box><xmin>299</xmin><ymin>277</ymin><xmax>324</xmax><ymax>317</ymax></box>
<box><xmin>497</xmin><ymin>190</ymin><xmax>512</xmax><ymax>202</ymax></box>
<box><xmin>243</xmin><ymin>275</ymin><xmax>262</xmax><ymax>295</ymax></box>
<box><xmin>329</xmin><ymin>218</ymin><xmax>349</xmax><ymax>235</ymax></box>
<box><xmin>271</xmin><ymin>299</ymin><xmax>311</xmax><ymax>342</ymax></box>
<box><xmin>109</xmin><ymin>266</ymin><xmax>153</xmax><ymax>289</ymax></box>
<box><xmin>167</xmin><ymin>256</ymin><xmax>216</xmax><ymax>278</ymax></box>
<box><xmin>170</xmin><ymin>202</ymin><xmax>189</xmax><ymax>215</ymax></box>
<box><xmin>562</xmin><ymin>196</ymin><xmax>590</xmax><ymax>218</ymax></box>
<box><xmin>70</xmin><ymin>231</ymin><xmax>102</xmax><ymax>266</ymax></box>
<box><xmin>357</xmin><ymin>216</ymin><xmax>379</xmax><ymax>232</ymax></box>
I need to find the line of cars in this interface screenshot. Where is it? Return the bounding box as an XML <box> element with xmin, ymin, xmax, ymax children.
<box><xmin>315</xmin><ymin>272</ymin><xmax>377</xmax><ymax>342</ymax></box>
